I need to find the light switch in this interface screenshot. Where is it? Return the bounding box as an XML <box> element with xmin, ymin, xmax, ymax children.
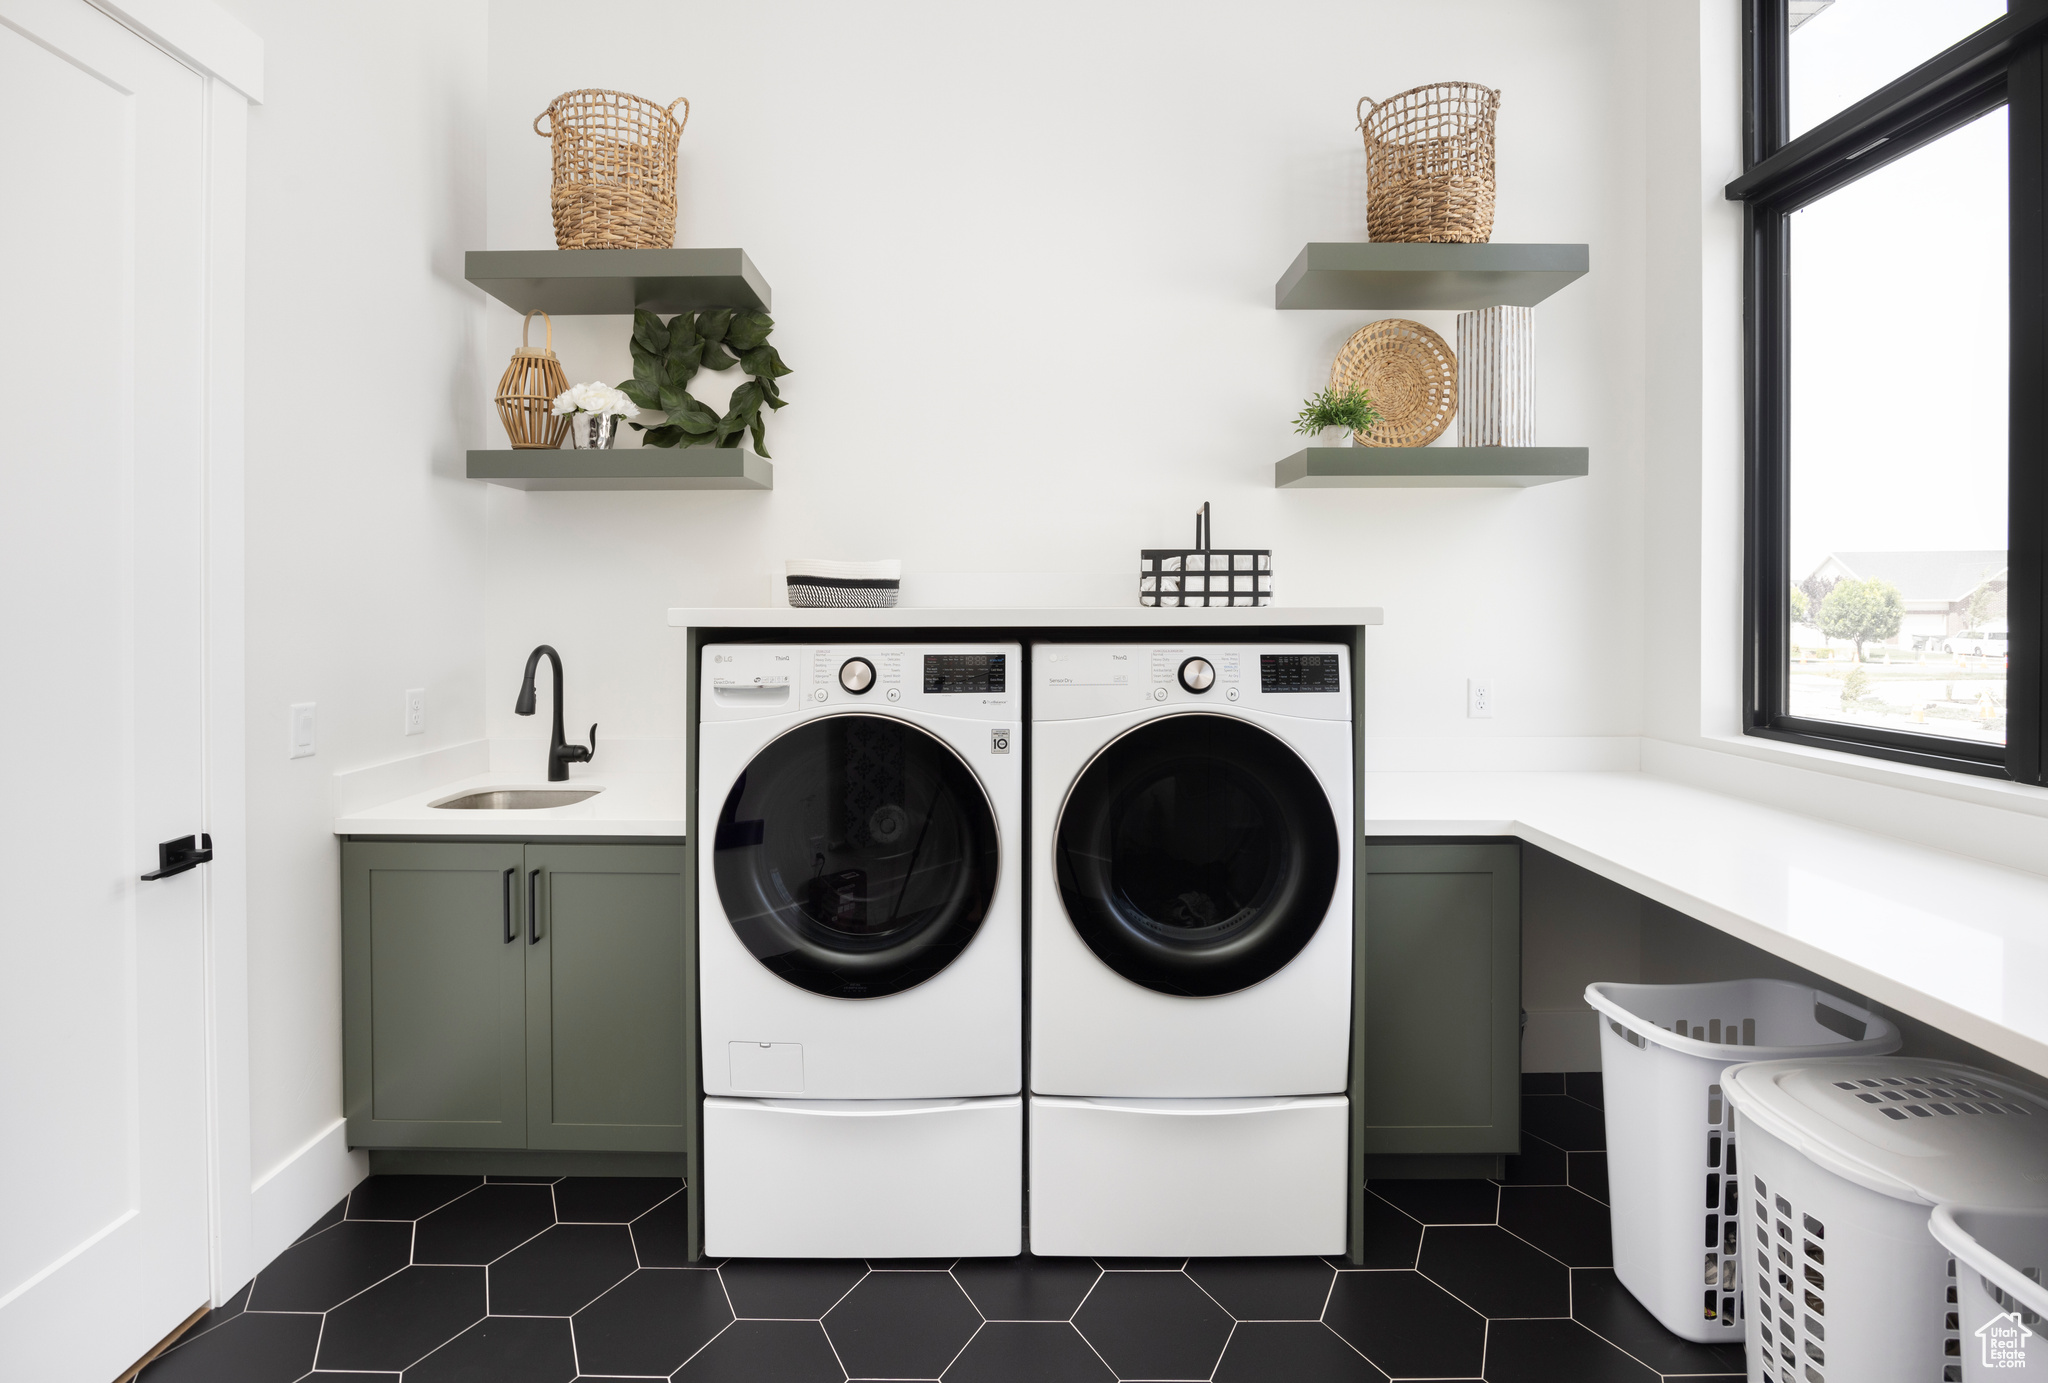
<box><xmin>404</xmin><ymin>688</ymin><xmax>425</xmax><ymax>736</ymax></box>
<box><xmin>289</xmin><ymin>702</ymin><xmax>317</xmax><ymax>758</ymax></box>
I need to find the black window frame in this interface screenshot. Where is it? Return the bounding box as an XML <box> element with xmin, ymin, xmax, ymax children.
<box><xmin>1730</xmin><ymin>0</ymin><xmax>2048</xmax><ymax>783</ymax></box>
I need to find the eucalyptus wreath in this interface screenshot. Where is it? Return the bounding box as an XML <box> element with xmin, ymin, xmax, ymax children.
<box><xmin>617</xmin><ymin>307</ymin><xmax>792</xmax><ymax>456</ymax></box>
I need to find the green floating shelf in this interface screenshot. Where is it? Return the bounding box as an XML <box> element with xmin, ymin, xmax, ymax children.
<box><xmin>464</xmin><ymin>248</ymin><xmax>771</xmax><ymax>315</ymax></box>
<box><xmin>1275</xmin><ymin>446</ymin><xmax>1588</xmax><ymax>488</ymax></box>
<box><xmin>467</xmin><ymin>448</ymin><xmax>772</xmax><ymax>491</ymax></box>
<box><xmin>1274</xmin><ymin>243</ymin><xmax>1588</xmax><ymax>311</ymax></box>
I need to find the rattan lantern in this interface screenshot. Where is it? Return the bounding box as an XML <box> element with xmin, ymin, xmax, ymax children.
<box><xmin>496</xmin><ymin>310</ymin><xmax>570</xmax><ymax>449</ymax></box>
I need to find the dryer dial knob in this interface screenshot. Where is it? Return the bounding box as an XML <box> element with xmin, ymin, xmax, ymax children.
<box><xmin>1178</xmin><ymin>657</ymin><xmax>1216</xmax><ymax>693</ymax></box>
<box><xmin>839</xmin><ymin>657</ymin><xmax>876</xmax><ymax>694</ymax></box>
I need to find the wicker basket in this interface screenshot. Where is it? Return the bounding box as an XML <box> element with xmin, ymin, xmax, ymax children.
<box><xmin>496</xmin><ymin>311</ymin><xmax>570</xmax><ymax>449</ymax></box>
<box><xmin>1357</xmin><ymin>82</ymin><xmax>1500</xmax><ymax>243</ymax></box>
<box><xmin>534</xmin><ymin>89</ymin><xmax>689</xmax><ymax>251</ymax></box>
<box><xmin>1331</xmin><ymin>319</ymin><xmax>1457</xmax><ymax>447</ymax></box>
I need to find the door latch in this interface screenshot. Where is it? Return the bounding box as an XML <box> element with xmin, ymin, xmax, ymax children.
<box><xmin>141</xmin><ymin>833</ymin><xmax>213</xmax><ymax>881</ymax></box>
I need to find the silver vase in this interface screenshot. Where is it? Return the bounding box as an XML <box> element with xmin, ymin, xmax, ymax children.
<box><xmin>571</xmin><ymin>414</ymin><xmax>619</xmax><ymax>449</ymax></box>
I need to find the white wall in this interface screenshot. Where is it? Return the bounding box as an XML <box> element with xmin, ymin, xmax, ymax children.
<box><xmin>218</xmin><ymin>0</ymin><xmax>492</xmax><ymax>1262</ymax></box>
<box><xmin>481</xmin><ymin>0</ymin><xmax>1652</xmax><ymax>761</ymax></box>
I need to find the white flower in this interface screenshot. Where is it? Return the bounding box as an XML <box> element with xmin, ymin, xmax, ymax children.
<box><xmin>552</xmin><ymin>382</ymin><xmax>635</xmax><ymax>417</ymax></box>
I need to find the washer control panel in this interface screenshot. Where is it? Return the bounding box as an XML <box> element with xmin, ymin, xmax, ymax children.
<box><xmin>703</xmin><ymin>643</ymin><xmax>1019</xmax><ymax>722</ymax></box>
<box><xmin>1034</xmin><ymin>643</ymin><xmax>1350</xmax><ymax>722</ymax></box>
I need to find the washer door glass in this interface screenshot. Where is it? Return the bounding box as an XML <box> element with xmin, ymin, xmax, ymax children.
<box><xmin>714</xmin><ymin>714</ymin><xmax>999</xmax><ymax>998</ymax></box>
<box><xmin>1056</xmin><ymin>714</ymin><xmax>1338</xmax><ymax>997</ymax></box>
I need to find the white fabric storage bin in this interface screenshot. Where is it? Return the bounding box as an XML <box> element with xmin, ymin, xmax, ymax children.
<box><xmin>1724</xmin><ymin>1058</ymin><xmax>2048</xmax><ymax>1383</ymax></box>
<box><xmin>1929</xmin><ymin>1205</ymin><xmax>2048</xmax><ymax>1380</ymax></box>
<box><xmin>705</xmin><ymin>1095</ymin><xmax>1020</xmax><ymax>1258</ymax></box>
<box><xmin>1030</xmin><ymin>1094</ymin><xmax>1346</xmax><ymax>1257</ymax></box>
<box><xmin>1585</xmin><ymin>980</ymin><xmax>1900</xmax><ymax>1342</ymax></box>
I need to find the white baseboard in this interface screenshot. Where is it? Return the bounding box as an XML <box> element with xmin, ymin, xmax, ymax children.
<box><xmin>1366</xmin><ymin>736</ymin><xmax>1643</xmax><ymax>774</ymax></box>
<box><xmin>1523</xmin><ymin>1009</ymin><xmax>1602</xmax><ymax>1072</ymax></box>
<box><xmin>249</xmin><ymin>1118</ymin><xmax>366</xmax><ymax>1272</ymax></box>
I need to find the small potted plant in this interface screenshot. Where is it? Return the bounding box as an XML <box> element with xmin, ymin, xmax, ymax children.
<box><xmin>552</xmin><ymin>381</ymin><xmax>637</xmax><ymax>449</ymax></box>
<box><xmin>1292</xmin><ymin>384</ymin><xmax>1380</xmax><ymax>447</ymax></box>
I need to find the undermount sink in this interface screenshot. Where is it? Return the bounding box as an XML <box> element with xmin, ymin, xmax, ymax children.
<box><xmin>429</xmin><ymin>788</ymin><xmax>603</xmax><ymax>811</ymax></box>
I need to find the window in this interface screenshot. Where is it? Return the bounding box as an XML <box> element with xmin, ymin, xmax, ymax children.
<box><xmin>1730</xmin><ymin>0</ymin><xmax>2047</xmax><ymax>782</ymax></box>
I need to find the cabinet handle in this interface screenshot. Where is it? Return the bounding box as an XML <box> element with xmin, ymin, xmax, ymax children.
<box><xmin>528</xmin><ymin>868</ymin><xmax>541</xmax><ymax>945</ymax></box>
<box><xmin>502</xmin><ymin>867</ymin><xmax>516</xmax><ymax>944</ymax></box>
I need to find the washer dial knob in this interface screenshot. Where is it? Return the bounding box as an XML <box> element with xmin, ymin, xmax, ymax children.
<box><xmin>1178</xmin><ymin>657</ymin><xmax>1216</xmax><ymax>693</ymax></box>
<box><xmin>838</xmin><ymin>657</ymin><xmax>876</xmax><ymax>694</ymax></box>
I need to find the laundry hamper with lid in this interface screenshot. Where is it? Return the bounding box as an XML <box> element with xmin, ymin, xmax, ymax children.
<box><xmin>1723</xmin><ymin>1057</ymin><xmax>2048</xmax><ymax>1383</ymax></box>
<box><xmin>1585</xmin><ymin>980</ymin><xmax>1901</xmax><ymax>1342</ymax></box>
<box><xmin>1929</xmin><ymin>1204</ymin><xmax>2048</xmax><ymax>1379</ymax></box>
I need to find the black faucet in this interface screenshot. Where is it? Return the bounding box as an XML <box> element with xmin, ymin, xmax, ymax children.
<box><xmin>515</xmin><ymin>644</ymin><xmax>596</xmax><ymax>782</ymax></box>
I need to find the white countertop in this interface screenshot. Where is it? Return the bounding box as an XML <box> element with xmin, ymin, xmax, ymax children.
<box><xmin>1370</xmin><ymin>770</ymin><xmax>2048</xmax><ymax>1078</ymax></box>
<box><xmin>334</xmin><ymin>770</ymin><xmax>686</xmax><ymax>838</ymax></box>
<box><xmin>329</xmin><ymin>701</ymin><xmax>2048</xmax><ymax>1076</ymax></box>
<box><xmin>665</xmin><ymin>605</ymin><xmax>1384</xmax><ymax>628</ymax></box>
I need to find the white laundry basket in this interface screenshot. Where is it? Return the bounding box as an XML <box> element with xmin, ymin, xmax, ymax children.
<box><xmin>1929</xmin><ymin>1204</ymin><xmax>2048</xmax><ymax>1380</ymax></box>
<box><xmin>1584</xmin><ymin>980</ymin><xmax>1900</xmax><ymax>1343</ymax></box>
<box><xmin>1724</xmin><ymin>1058</ymin><xmax>2048</xmax><ymax>1383</ymax></box>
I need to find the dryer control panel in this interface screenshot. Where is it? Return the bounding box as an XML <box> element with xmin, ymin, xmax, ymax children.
<box><xmin>1034</xmin><ymin>643</ymin><xmax>1350</xmax><ymax>721</ymax></box>
<box><xmin>703</xmin><ymin>643</ymin><xmax>1020</xmax><ymax>722</ymax></box>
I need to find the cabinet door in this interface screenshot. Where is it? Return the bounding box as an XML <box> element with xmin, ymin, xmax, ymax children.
<box><xmin>1361</xmin><ymin>842</ymin><xmax>1520</xmax><ymax>1155</ymax></box>
<box><xmin>343</xmin><ymin>841</ymin><xmax>528</xmax><ymax>1148</ymax></box>
<box><xmin>525</xmin><ymin>843</ymin><xmax>689</xmax><ymax>1151</ymax></box>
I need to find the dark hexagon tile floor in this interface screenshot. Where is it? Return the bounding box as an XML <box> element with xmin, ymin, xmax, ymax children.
<box><xmin>487</xmin><ymin>1223</ymin><xmax>638</xmax><ymax>1315</ymax></box>
<box><xmin>1073</xmin><ymin>1270</ymin><xmax>1234</xmax><ymax>1379</ymax></box>
<box><xmin>826</xmin><ymin>1270</ymin><xmax>983</xmax><ymax>1378</ymax></box>
<box><xmin>139</xmin><ymin>1078</ymin><xmax>1743</xmax><ymax>1382</ymax></box>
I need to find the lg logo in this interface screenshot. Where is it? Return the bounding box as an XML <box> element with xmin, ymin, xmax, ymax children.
<box><xmin>990</xmin><ymin>729</ymin><xmax>1012</xmax><ymax>754</ymax></box>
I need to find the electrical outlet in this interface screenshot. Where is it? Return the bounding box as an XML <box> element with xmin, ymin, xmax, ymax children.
<box><xmin>1467</xmin><ymin>679</ymin><xmax>1493</xmax><ymax>719</ymax></box>
<box><xmin>404</xmin><ymin>688</ymin><xmax>426</xmax><ymax>736</ymax></box>
<box><xmin>289</xmin><ymin>702</ymin><xmax>317</xmax><ymax>758</ymax></box>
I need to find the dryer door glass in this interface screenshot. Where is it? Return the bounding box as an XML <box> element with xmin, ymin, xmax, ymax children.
<box><xmin>1056</xmin><ymin>714</ymin><xmax>1339</xmax><ymax>996</ymax></box>
<box><xmin>714</xmin><ymin>714</ymin><xmax>1000</xmax><ymax>998</ymax></box>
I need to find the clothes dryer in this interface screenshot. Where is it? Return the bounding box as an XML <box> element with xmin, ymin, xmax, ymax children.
<box><xmin>699</xmin><ymin>642</ymin><xmax>1021</xmax><ymax>1257</ymax></box>
<box><xmin>1030</xmin><ymin>642</ymin><xmax>1353</xmax><ymax>1256</ymax></box>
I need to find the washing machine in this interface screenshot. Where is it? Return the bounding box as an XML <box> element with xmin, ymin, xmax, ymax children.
<box><xmin>1030</xmin><ymin>642</ymin><xmax>1354</xmax><ymax>1257</ymax></box>
<box><xmin>698</xmin><ymin>642</ymin><xmax>1022</xmax><ymax>1258</ymax></box>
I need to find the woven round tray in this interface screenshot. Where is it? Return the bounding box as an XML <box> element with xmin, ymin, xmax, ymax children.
<box><xmin>1331</xmin><ymin>319</ymin><xmax>1457</xmax><ymax>447</ymax></box>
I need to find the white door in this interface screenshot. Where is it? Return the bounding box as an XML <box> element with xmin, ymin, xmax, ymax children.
<box><xmin>0</xmin><ymin>1</ymin><xmax>215</xmax><ymax>1378</ymax></box>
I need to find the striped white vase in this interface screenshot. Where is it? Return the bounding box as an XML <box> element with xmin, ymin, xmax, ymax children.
<box><xmin>1455</xmin><ymin>306</ymin><xmax>1535</xmax><ymax>446</ymax></box>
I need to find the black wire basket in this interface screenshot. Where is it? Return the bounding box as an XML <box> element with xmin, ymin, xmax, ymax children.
<box><xmin>1139</xmin><ymin>502</ymin><xmax>1272</xmax><ymax>607</ymax></box>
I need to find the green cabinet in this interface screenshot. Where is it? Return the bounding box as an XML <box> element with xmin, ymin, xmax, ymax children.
<box><xmin>343</xmin><ymin>839</ymin><xmax>687</xmax><ymax>1152</ymax></box>
<box><xmin>525</xmin><ymin>844</ymin><xmax>689</xmax><ymax>1151</ymax></box>
<box><xmin>1360</xmin><ymin>842</ymin><xmax>1521</xmax><ymax>1156</ymax></box>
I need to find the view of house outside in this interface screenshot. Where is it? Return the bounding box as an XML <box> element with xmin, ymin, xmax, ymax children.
<box><xmin>1789</xmin><ymin>550</ymin><xmax>2008</xmax><ymax>743</ymax></box>
<box><xmin>1787</xmin><ymin>0</ymin><xmax>2009</xmax><ymax>746</ymax></box>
